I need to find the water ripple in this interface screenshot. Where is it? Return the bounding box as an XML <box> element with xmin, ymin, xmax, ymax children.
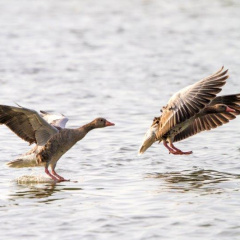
<box><xmin>146</xmin><ymin>169</ymin><xmax>240</xmax><ymax>194</ymax></box>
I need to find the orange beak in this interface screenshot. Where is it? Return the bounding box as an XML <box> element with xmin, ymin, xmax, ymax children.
<box><xmin>226</xmin><ymin>106</ymin><xmax>236</xmax><ymax>112</ymax></box>
<box><xmin>105</xmin><ymin>120</ymin><xmax>115</xmax><ymax>126</ymax></box>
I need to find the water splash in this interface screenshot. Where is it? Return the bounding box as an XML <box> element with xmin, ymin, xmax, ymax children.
<box><xmin>16</xmin><ymin>175</ymin><xmax>54</xmax><ymax>184</ymax></box>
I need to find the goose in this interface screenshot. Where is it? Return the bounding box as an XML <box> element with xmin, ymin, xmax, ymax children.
<box><xmin>6</xmin><ymin>110</ymin><xmax>69</xmax><ymax>168</ymax></box>
<box><xmin>139</xmin><ymin>67</ymin><xmax>240</xmax><ymax>155</ymax></box>
<box><xmin>0</xmin><ymin>105</ymin><xmax>114</xmax><ymax>181</ymax></box>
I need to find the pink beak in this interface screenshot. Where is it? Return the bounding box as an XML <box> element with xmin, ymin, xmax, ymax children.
<box><xmin>105</xmin><ymin>120</ymin><xmax>115</xmax><ymax>126</ymax></box>
<box><xmin>226</xmin><ymin>106</ymin><xmax>236</xmax><ymax>112</ymax></box>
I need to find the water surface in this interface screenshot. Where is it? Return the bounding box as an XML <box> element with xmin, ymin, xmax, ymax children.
<box><xmin>1</xmin><ymin>0</ymin><xmax>240</xmax><ymax>239</ymax></box>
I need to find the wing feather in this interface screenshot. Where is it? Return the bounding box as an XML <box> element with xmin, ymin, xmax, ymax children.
<box><xmin>0</xmin><ymin>105</ymin><xmax>58</xmax><ymax>145</ymax></box>
<box><xmin>173</xmin><ymin>93</ymin><xmax>240</xmax><ymax>142</ymax></box>
<box><xmin>157</xmin><ymin>67</ymin><xmax>228</xmax><ymax>139</ymax></box>
<box><xmin>40</xmin><ymin>110</ymin><xmax>69</xmax><ymax>129</ymax></box>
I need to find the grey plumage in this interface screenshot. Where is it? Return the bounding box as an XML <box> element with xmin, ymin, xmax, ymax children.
<box><xmin>1</xmin><ymin>105</ymin><xmax>114</xmax><ymax>181</ymax></box>
<box><xmin>0</xmin><ymin>105</ymin><xmax>57</xmax><ymax>146</ymax></box>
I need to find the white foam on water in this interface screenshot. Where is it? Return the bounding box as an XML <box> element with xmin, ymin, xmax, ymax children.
<box><xmin>16</xmin><ymin>174</ymin><xmax>54</xmax><ymax>184</ymax></box>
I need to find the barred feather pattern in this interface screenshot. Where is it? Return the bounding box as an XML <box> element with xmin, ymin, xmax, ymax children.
<box><xmin>156</xmin><ymin>67</ymin><xmax>229</xmax><ymax>140</ymax></box>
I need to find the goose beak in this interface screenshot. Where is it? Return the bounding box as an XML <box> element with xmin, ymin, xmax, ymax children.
<box><xmin>226</xmin><ymin>106</ymin><xmax>236</xmax><ymax>112</ymax></box>
<box><xmin>105</xmin><ymin>120</ymin><xmax>115</xmax><ymax>126</ymax></box>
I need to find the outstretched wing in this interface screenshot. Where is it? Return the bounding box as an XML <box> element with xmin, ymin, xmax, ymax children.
<box><xmin>173</xmin><ymin>94</ymin><xmax>240</xmax><ymax>142</ymax></box>
<box><xmin>0</xmin><ymin>105</ymin><xmax>58</xmax><ymax>146</ymax></box>
<box><xmin>156</xmin><ymin>67</ymin><xmax>228</xmax><ymax>139</ymax></box>
<box><xmin>40</xmin><ymin>110</ymin><xmax>68</xmax><ymax>129</ymax></box>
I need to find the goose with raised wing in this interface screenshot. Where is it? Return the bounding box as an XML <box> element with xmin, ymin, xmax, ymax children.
<box><xmin>139</xmin><ymin>67</ymin><xmax>240</xmax><ymax>155</ymax></box>
<box><xmin>5</xmin><ymin>109</ymin><xmax>69</xmax><ymax>168</ymax></box>
<box><xmin>0</xmin><ymin>105</ymin><xmax>114</xmax><ymax>181</ymax></box>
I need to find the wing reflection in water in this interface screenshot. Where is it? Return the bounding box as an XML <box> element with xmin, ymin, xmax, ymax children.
<box><xmin>146</xmin><ymin>169</ymin><xmax>240</xmax><ymax>194</ymax></box>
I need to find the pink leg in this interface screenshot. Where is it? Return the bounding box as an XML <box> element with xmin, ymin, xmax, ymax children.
<box><xmin>45</xmin><ymin>167</ymin><xmax>59</xmax><ymax>181</ymax></box>
<box><xmin>52</xmin><ymin>169</ymin><xmax>70</xmax><ymax>182</ymax></box>
<box><xmin>169</xmin><ymin>142</ymin><xmax>193</xmax><ymax>155</ymax></box>
<box><xmin>163</xmin><ymin>141</ymin><xmax>179</xmax><ymax>155</ymax></box>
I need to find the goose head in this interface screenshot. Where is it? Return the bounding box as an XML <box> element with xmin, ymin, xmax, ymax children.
<box><xmin>205</xmin><ymin>104</ymin><xmax>236</xmax><ymax>114</ymax></box>
<box><xmin>215</xmin><ymin>104</ymin><xmax>235</xmax><ymax>113</ymax></box>
<box><xmin>92</xmin><ymin>118</ymin><xmax>115</xmax><ymax>128</ymax></box>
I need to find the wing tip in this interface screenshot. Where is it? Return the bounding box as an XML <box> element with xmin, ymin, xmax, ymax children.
<box><xmin>13</xmin><ymin>102</ymin><xmax>23</xmax><ymax>108</ymax></box>
<box><xmin>40</xmin><ymin>110</ymin><xmax>49</xmax><ymax>115</ymax></box>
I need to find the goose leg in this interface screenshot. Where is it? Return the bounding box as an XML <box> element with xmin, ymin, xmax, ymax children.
<box><xmin>163</xmin><ymin>140</ymin><xmax>179</xmax><ymax>155</ymax></box>
<box><xmin>45</xmin><ymin>166</ymin><xmax>59</xmax><ymax>181</ymax></box>
<box><xmin>169</xmin><ymin>143</ymin><xmax>193</xmax><ymax>155</ymax></box>
<box><xmin>50</xmin><ymin>164</ymin><xmax>70</xmax><ymax>181</ymax></box>
<box><xmin>51</xmin><ymin>169</ymin><xmax>70</xmax><ymax>182</ymax></box>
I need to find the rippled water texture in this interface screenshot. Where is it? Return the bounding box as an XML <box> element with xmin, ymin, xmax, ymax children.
<box><xmin>1</xmin><ymin>0</ymin><xmax>240</xmax><ymax>239</ymax></box>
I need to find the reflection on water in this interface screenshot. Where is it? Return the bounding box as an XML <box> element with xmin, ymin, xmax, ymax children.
<box><xmin>10</xmin><ymin>183</ymin><xmax>57</xmax><ymax>200</ymax></box>
<box><xmin>147</xmin><ymin>169</ymin><xmax>240</xmax><ymax>194</ymax></box>
<box><xmin>9</xmin><ymin>181</ymin><xmax>82</xmax><ymax>203</ymax></box>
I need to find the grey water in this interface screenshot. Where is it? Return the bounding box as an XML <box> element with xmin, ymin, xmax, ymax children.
<box><xmin>1</xmin><ymin>0</ymin><xmax>240</xmax><ymax>239</ymax></box>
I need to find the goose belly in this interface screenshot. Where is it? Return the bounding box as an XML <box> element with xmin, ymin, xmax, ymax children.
<box><xmin>165</xmin><ymin>118</ymin><xmax>193</xmax><ymax>139</ymax></box>
<box><xmin>41</xmin><ymin>140</ymin><xmax>76</xmax><ymax>167</ymax></box>
<box><xmin>50</xmin><ymin>146</ymin><xmax>70</xmax><ymax>162</ymax></box>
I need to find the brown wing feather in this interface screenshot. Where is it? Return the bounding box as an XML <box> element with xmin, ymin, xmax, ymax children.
<box><xmin>173</xmin><ymin>112</ymin><xmax>236</xmax><ymax>142</ymax></box>
<box><xmin>156</xmin><ymin>67</ymin><xmax>228</xmax><ymax>140</ymax></box>
<box><xmin>173</xmin><ymin>93</ymin><xmax>240</xmax><ymax>142</ymax></box>
<box><xmin>0</xmin><ymin>105</ymin><xmax>58</xmax><ymax>145</ymax></box>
